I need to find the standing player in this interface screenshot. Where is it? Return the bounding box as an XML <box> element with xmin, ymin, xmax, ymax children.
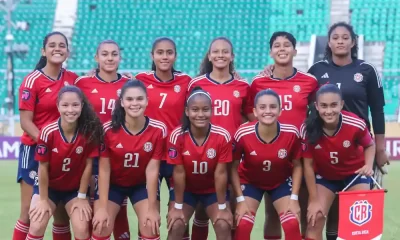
<box><xmin>247</xmin><ymin>31</ymin><xmax>318</xmax><ymax>240</ymax></box>
<box><xmin>232</xmin><ymin>89</ymin><xmax>303</xmax><ymax>240</ymax></box>
<box><xmin>301</xmin><ymin>84</ymin><xmax>375</xmax><ymax>240</ymax></box>
<box><xmin>74</xmin><ymin>40</ymin><xmax>131</xmax><ymax>239</ymax></box>
<box><xmin>13</xmin><ymin>32</ymin><xmax>78</xmax><ymax>240</ymax></box>
<box><xmin>91</xmin><ymin>80</ymin><xmax>166</xmax><ymax>240</ymax></box>
<box><xmin>26</xmin><ymin>86</ymin><xmax>103</xmax><ymax>240</ymax></box>
<box><xmin>166</xmin><ymin>87</ymin><xmax>233</xmax><ymax>240</ymax></box>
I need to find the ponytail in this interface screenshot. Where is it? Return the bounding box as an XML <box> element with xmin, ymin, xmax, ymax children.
<box><xmin>35</xmin><ymin>56</ymin><xmax>47</xmax><ymax>70</ymax></box>
<box><xmin>35</xmin><ymin>31</ymin><xmax>68</xmax><ymax>70</ymax></box>
<box><xmin>305</xmin><ymin>104</ymin><xmax>324</xmax><ymax>144</ymax></box>
<box><xmin>111</xmin><ymin>97</ymin><xmax>126</xmax><ymax>130</ymax></box>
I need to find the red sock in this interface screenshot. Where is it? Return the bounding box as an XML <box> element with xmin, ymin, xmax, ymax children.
<box><xmin>279</xmin><ymin>213</ymin><xmax>302</xmax><ymax>240</ymax></box>
<box><xmin>91</xmin><ymin>235</ymin><xmax>111</xmax><ymax>240</ymax></box>
<box><xmin>191</xmin><ymin>218</ymin><xmax>209</xmax><ymax>240</ymax></box>
<box><xmin>234</xmin><ymin>213</ymin><xmax>255</xmax><ymax>240</ymax></box>
<box><xmin>264</xmin><ymin>235</ymin><xmax>281</xmax><ymax>240</ymax></box>
<box><xmin>52</xmin><ymin>224</ymin><xmax>71</xmax><ymax>240</ymax></box>
<box><xmin>74</xmin><ymin>238</ymin><xmax>90</xmax><ymax>240</ymax></box>
<box><xmin>182</xmin><ymin>231</ymin><xmax>190</xmax><ymax>240</ymax></box>
<box><xmin>26</xmin><ymin>233</ymin><xmax>44</xmax><ymax>240</ymax></box>
<box><xmin>138</xmin><ymin>234</ymin><xmax>160</xmax><ymax>240</ymax></box>
<box><xmin>12</xmin><ymin>220</ymin><xmax>29</xmax><ymax>240</ymax></box>
<box><xmin>113</xmin><ymin>199</ymin><xmax>130</xmax><ymax>240</ymax></box>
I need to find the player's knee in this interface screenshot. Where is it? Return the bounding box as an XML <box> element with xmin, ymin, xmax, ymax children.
<box><xmin>213</xmin><ymin>219</ymin><xmax>231</xmax><ymax>233</ymax></box>
<box><xmin>170</xmin><ymin>219</ymin><xmax>186</xmax><ymax>234</ymax></box>
<box><xmin>139</xmin><ymin>222</ymin><xmax>158</xmax><ymax>238</ymax></box>
<box><xmin>313</xmin><ymin>213</ymin><xmax>327</xmax><ymax>230</ymax></box>
<box><xmin>28</xmin><ymin>220</ymin><xmax>47</xmax><ymax>235</ymax></box>
<box><xmin>72</xmin><ymin>220</ymin><xmax>89</xmax><ymax>236</ymax></box>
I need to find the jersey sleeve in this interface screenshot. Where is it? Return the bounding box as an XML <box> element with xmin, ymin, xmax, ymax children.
<box><xmin>232</xmin><ymin>133</ymin><xmax>244</xmax><ymax>161</ymax></box>
<box><xmin>88</xmin><ymin>144</ymin><xmax>100</xmax><ymax>158</ymax></box>
<box><xmin>99</xmin><ymin>133</ymin><xmax>110</xmax><ymax>158</ymax></box>
<box><xmin>245</xmin><ymin>80</ymin><xmax>258</xmax><ymax>114</ymax></box>
<box><xmin>218</xmin><ymin>137</ymin><xmax>232</xmax><ymax>163</ymax></box>
<box><xmin>356</xmin><ymin>126</ymin><xmax>374</xmax><ymax>148</ymax></box>
<box><xmin>167</xmin><ymin>135</ymin><xmax>183</xmax><ymax>165</ymax></box>
<box><xmin>151</xmin><ymin>130</ymin><xmax>165</xmax><ymax>161</ymax></box>
<box><xmin>19</xmin><ymin>75</ymin><xmax>38</xmax><ymax>112</ymax></box>
<box><xmin>35</xmin><ymin>130</ymin><xmax>52</xmax><ymax>162</ymax></box>
<box><xmin>301</xmin><ymin>139</ymin><xmax>313</xmax><ymax>159</ymax></box>
<box><xmin>291</xmin><ymin>136</ymin><xmax>303</xmax><ymax>161</ymax></box>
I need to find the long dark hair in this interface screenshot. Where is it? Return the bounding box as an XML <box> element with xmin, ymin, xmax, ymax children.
<box><xmin>151</xmin><ymin>37</ymin><xmax>178</xmax><ymax>73</ymax></box>
<box><xmin>198</xmin><ymin>37</ymin><xmax>235</xmax><ymax>76</ymax></box>
<box><xmin>111</xmin><ymin>80</ymin><xmax>147</xmax><ymax>130</ymax></box>
<box><xmin>305</xmin><ymin>84</ymin><xmax>342</xmax><ymax>144</ymax></box>
<box><xmin>325</xmin><ymin>22</ymin><xmax>358</xmax><ymax>60</ymax></box>
<box><xmin>57</xmin><ymin>86</ymin><xmax>103</xmax><ymax>146</ymax></box>
<box><xmin>181</xmin><ymin>86</ymin><xmax>212</xmax><ymax>132</ymax></box>
<box><xmin>95</xmin><ymin>39</ymin><xmax>120</xmax><ymax>74</ymax></box>
<box><xmin>35</xmin><ymin>32</ymin><xmax>69</xmax><ymax>70</ymax></box>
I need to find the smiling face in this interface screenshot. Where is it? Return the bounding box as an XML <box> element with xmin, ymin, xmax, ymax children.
<box><xmin>328</xmin><ymin>26</ymin><xmax>355</xmax><ymax>58</ymax></box>
<box><xmin>315</xmin><ymin>92</ymin><xmax>344</xmax><ymax>125</ymax></box>
<box><xmin>57</xmin><ymin>92</ymin><xmax>83</xmax><ymax>124</ymax></box>
<box><xmin>208</xmin><ymin>39</ymin><xmax>234</xmax><ymax>71</ymax></box>
<box><xmin>186</xmin><ymin>94</ymin><xmax>212</xmax><ymax>129</ymax></box>
<box><xmin>270</xmin><ymin>36</ymin><xmax>296</xmax><ymax>66</ymax></box>
<box><xmin>253</xmin><ymin>94</ymin><xmax>281</xmax><ymax>126</ymax></box>
<box><xmin>152</xmin><ymin>40</ymin><xmax>176</xmax><ymax>72</ymax></box>
<box><xmin>42</xmin><ymin>34</ymin><xmax>69</xmax><ymax>65</ymax></box>
<box><xmin>95</xmin><ymin>42</ymin><xmax>121</xmax><ymax>74</ymax></box>
<box><xmin>120</xmin><ymin>87</ymin><xmax>148</xmax><ymax>119</ymax></box>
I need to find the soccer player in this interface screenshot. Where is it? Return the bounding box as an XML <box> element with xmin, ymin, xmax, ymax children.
<box><xmin>25</xmin><ymin>86</ymin><xmax>103</xmax><ymax>240</ymax></box>
<box><xmin>13</xmin><ymin>32</ymin><xmax>78</xmax><ymax>240</ymax></box>
<box><xmin>248</xmin><ymin>31</ymin><xmax>318</xmax><ymax>240</ymax></box>
<box><xmin>166</xmin><ymin>87</ymin><xmax>233</xmax><ymax>240</ymax></box>
<box><xmin>232</xmin><ymin>89</ymin><xmax>303</xmax><ymax>240</ymax></box>
<box><xmin>74</xmin><ymin>40</ymin><xmax>131</xmax><ymax>239</ymax></box>
<box><xmin>187</xmin><ymin>37</ymin><xmax>249</xmax><ymax>239</ymax></box>
<box><xmin>301</xmin><ymin>84</ymin><xmax>375</xmax><ymax>240</ymax></box>
<box><xmin>91</xmin><ymin>80</ymin><xmax>166</xmax><ymax>240</ymax></box>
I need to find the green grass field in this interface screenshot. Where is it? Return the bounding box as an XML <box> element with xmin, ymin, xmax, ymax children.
<box><xmin>1</xmin><ymin>161</ymin><xmax>399</xmax><ymax>239</ymax></box>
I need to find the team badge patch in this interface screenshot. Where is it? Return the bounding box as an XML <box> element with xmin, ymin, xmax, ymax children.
<box><xmin>354</xmin><ymin>73</ymin><xmax>363</xmax><ymax>82</ymax></box>
<box><xmin>143</xmin><ymin>142</ymin><xmax>153</xmax><ymax>152</ymax></box>
<box><xmin>207</xmin><ymin>148</ymin><xmax>216</xmax><ymax>159</ymax></box>
<box><xmin>64</xmin><ymin>81</ymin><xmax>69</xmax><ymax>86</ymax></box>
<box><xmin>117</xmin><ymin>89</ymin><xmax>122</xmax><ymax>97</ymax></box>
<box><xmin>343</xmin><ymin>140</ymin><xmax>351</xmax><ymax>148</ymax></box>
<box><xmin>349</xmin><ymin>200</ymin><xmax>373</xmax><ymax>226</ymax></box>
<box><xmin>76</xmin><ymin>146</ymin><xmax>83</xmax><ymax>154</ymax></box>
<box><xmin>168</xmin><ymin>147</ymin><xmax>178</xmax><ymax>159</ymax></box>
<box><xmin>174</xmin><ymin>85</ymin><xmax>181</xmax><ymax>93</ymax></box>
<box><xmin>293</xmin><ymin>85</ymin><xmax>301</xmax><ymax>93</ymax></box>
<box><xmin>21</xmin><ymin>89</ymin><xmax>30</xmax><ymax>101</ymax></box>
<box><xmin>29</xmin><ymin>170</ymin><xmax>37</xmax><ymax>179</ymax></box>
<box><xmin>233</xmin><ymin>90</ymin><xmax>240</xmax><ymax>98</ymax></box>
<box><xmin>36</xmin><ymin>144</ymin><xmax>48</xmax><ymax>155</ymax></box>
<box><xmin>278</xmin><ymin>149</ymin><xmax>287</xmax><ymax>159</ymax></box>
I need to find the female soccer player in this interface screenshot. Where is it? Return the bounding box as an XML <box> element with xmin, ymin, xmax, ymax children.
<box><xmin>91</xmin><ymin>80</ymin><xmax>166</xmax><ymax>240</ymax></box>
<box><xmin>25</xmin><ymin>86</ymin><xmax>103</xmax><ymax>240</ymax></box>
<box><xmin>232</xmin><ymin>89</ymin><xmax>303</xmax><ymax>240</ymax></box>
<box><xmin>301</xmin><ymin>84</ymin><xmax>375</xmax><ymax>240</ymax></box>
<box><xmin>166</xmin><ymin>87</ymin><xmax>233</xmax><ymax>240</ymax></box>
<box><xmin>13</xmin><ymin>32</ymin><xmax>78</xmax><ymax>240</ymax></box>
<box><xmin>187</xmin><ymin>37</ymin><xmax>249</xmax><ymax>239</ymax></box>
<box><xmin>74</xmin><ymin>39</ymin><xmax>131</xmax><ymax>239</ymax></box>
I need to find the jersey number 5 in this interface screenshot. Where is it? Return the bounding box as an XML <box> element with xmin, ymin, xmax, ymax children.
<box><xmin>330</xmin><ymin>152</ymin><xmax>339</xmax><ymax>164</ymax></box>
<box><xmin>124</xmin><ymin>153</ymin><xmax>139</xmax><ymax>168</ymax></box>
<box><xmin>192</xmin><ymin>160</ymin><xmax>208</xmax><ymax>174</ymax></box>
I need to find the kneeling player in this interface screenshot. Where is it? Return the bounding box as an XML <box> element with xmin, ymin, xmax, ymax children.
<box><xmin>166</xmin><ymin>87</ymin><xmax>233</xmax><ymax>240</ymax></box>
<box><xmin>92</xmin><ymin>80</ymin><xmax>166</xmax><ymax>240</ymax></box>
<box><xmin>301</xmin><ymin>84</ymin><xmax>375</xmax><ymax>240</ymax></box>
<box><xmin>232</xmin><ymin>89</ymin><xmax>303</xmax><ymax>240</ymax></box>
<box><xmin>27</xmin><ymin>86</ymin><xmax>103</xmax><ymax>240</ymax></box>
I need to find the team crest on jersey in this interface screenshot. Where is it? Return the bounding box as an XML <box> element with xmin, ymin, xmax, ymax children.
<box><xmin>36</xmin><ymin>144</ymin><xmax>48</xmax><ymax>155</ymax></box>
<box><xmin>76</xmin><ymin>146</ymin><xmax>83</xmax><ymax>154</ymax></box>
<box><xmin>349</xmin><ymin>200</ymin><xmax>372</xmax><ymax>226</ymax></box>
<box><xmin>174</xmin><ymin>85</ymin><xmax>181</xmax><ymax>93</ymax></box>
<box><xmin>143</xmin><ymin>142</ymin><xmax>153</xmax><ymax>152</ymax></box>
<box><xmin>207</xmin><ymin>148</ymin><xmax>216</xmax><ymax>159</ymax></box>
<box><xmin>29</xmin><ymin>170</ymin><xmax>37</xmax><ymax>179</ymax></box>
<box><xmin>117</xmin><ymin>89</ymin><xmax>122</xmax><ymax>97</ymax></box>
<box><xmin>293</xmin><ymin>85</ymin><xmax>301</xmax><ymax>93</ymax></box>
<box><xmin>278</xmin><ymin>149</ymin><xmax>287</xmax><ymax>159</ymax></box>
<box><xmin>343</xmin><ymin>140</ymin><xmax>351</xmax><ymax>148</ymax></box>
<box><xmin>233</xmin><ymin>90</ymin><xmax>240</xmax><ymax>98</ymax></box>
<box><xmin>354</xmin><ymin>73</ymin><xmax>363</xmax><ymax>82</ymax></box>
<box><xmin>64</xmin><ymin>81</ymin><xmax>69</xmax><ymax>86</ymax></box>
<box><xmin>22</xmin><ymin>89</ymin><xmax>30</xmax><ymax>101</ymax></box>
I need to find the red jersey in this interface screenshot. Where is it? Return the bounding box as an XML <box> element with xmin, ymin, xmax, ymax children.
<box><xmin>35</xmin><ymin>120</ymin><xmax>98</xmax><ymax>191</ymax></box>
<box><xmin>101</xmin><ymin>117</ymin><xmax>167</xmax><ymax>187</ymax></box>
<box><xmin>233</xmin><ymin>122</ymin><xmax>302</xmax><ymax>190</ymax></box>
<box><xmin>188</xmin><ymin>74</ymin><xmax>250</xmax><ymax>135</ymax></box>
<box><xmin>19</xmin><ymin>69</ymin><xmax>78</xmax><ymax>145</ymax></box>
<box><xmin>74</xmin><ymin>74</ymin><xmax>130</xmax><ymax>123</ymax></box>
<box><xmin>135</xmin><ymin>71</ymin><xmax>191</xmax><ymax>131</ymax></box>
<box><xmin>246</xmin><ymin>69</ymin><xmax>318</xmax><ymax>128</ymax></box>
<box><xmin>167</xmin><ymin>124</ymin><xmax>232</xmax><ymax>194</ymax></box>
<box><xmin>301</xmin><ymin>111</ymin><xmax>373</xmax><ymax>180</ymax></box>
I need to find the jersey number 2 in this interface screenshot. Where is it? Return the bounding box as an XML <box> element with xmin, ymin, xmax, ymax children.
<box><xmin>124</xmin><ymin>153</ymin><xmax>139</xmax><ymax>167</ymax></box>
<box><xmin>62</xmin><ymin>158</ymin><xmax>71</xmax><ymax>172</ymax></box>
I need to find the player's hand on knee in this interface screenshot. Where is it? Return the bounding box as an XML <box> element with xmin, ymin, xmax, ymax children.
<box><xmin>234</xmin><ymin>201</ymin><xmax>252</xmax><ymax>226</ymax></box>
<box><xmin>29</xmin><ymin>199</ymin><xmax>52</xmax><ymax>222</ymax></box>
<box><xmin>284</xmin><ymin>198</ymin><xmax>301</xmax><ymax>221</ymax></box>
<box><xmin>92</xmin><ymin>207</ymin><xmax>110</xmax><ymax>235</ymax></box>
<box><xmin>214</xmin><ymin>207</ymin><xmax>233</xmax><ymax>228</ymax></box>
<box><xmin>70</xmin><ymin>198</ymin><xmax>92</xmax><ymax>221</ymax></box>
<box><xmin>307</xmin><ymin>199</ymin><xmax>324</xmax><ymax>227</ymax></box>
<box><xmin>144</xmin><ymin>208</ymin><xmax>161</xmax><ymax>235</ymax></box>
<box><xmin>167</xmin><ymin>207</ymin><xmax>186</xmax><ymax>231</ymax></box>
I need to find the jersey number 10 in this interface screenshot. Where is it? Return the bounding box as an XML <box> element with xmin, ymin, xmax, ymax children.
<box><xmin>192</xmin><ymin>160</ymin><xmax>208</xmax><ymax>174</ymax></box>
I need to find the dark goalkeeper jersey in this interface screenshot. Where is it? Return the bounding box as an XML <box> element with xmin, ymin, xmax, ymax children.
<box><xmin>308</xmin><ymin>59</ymin><xmax>385</xmax><ymax>134</ymax></box>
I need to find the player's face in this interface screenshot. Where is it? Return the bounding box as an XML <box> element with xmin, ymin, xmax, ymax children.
<box><xmin>328</xmin><ymin>26</ymin><xmax>355</xmax><ymax>57</ymax></box>
<box><xmin>315</xmin><ymin>93</ymin><xmax>344</xmax><ymax>125</ymax></box>
<box><xmin>96</xmin><ymin>43</ymin><xmax>121</xmax><ymax>73</ymax></box>
<box><xmin>152</xmin><ymin>41</ymin><xmax>176</xmax><ymax>72</ymax></box>
<box><xmin>121</xmin><ymin>87</ymin><xmax>148</xmax><ymax>118</ymax></box>
<box><xmin>57</xmin><ymin>92</ymin><xmax>83</xmax><ymax>123</ymax></box>
<box><xmin>253</xmin><ymin>95</ymin><xmax>281</xmax><ymax>125</ymax></box>
<box><xmin>186</xmin><ymin>95</ymin><xmax>212</xmax><ymax>129</ymax></box>
<box><xmin>208</xmin><ymin>40</ymin><xmax>233</xmax><ymax>70</ymax></box>
<box><xmin>42</xmin><ymin>34</ymin><xmax>69</xmax><ymax>65</ymax></box>
<box><xmin>270</xmin><ymin>36</ymin><xmax>296</xmax><ymax>66</ymax></box>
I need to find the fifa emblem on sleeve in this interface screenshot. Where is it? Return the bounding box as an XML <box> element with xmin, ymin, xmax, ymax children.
<box><xmin>207</xmin><ymin>148</ymin><xmax>216</xmax><ymax>159</ymax></box>
<box><xmin>349</xmin><ymin>200</ymin><xmax>373</xmax><ymax>226</ymax></box>
<box><xmin>22</xmin><ymin>89</ymin><xmax>30</xmax><ymax>101</ymax></box>
<box><xmin>36</xmin><ymin>144</ymin><xmax>48</xmax><ymax>155</ymax></box>
<box><xmin>354</xmin><ymin>73</ymin><xmax>363</xmax><ymax>82</ymax></box>
<box><xmin>174</xmin><ymin>85</ymin><xmax>181</xmax><ymax>93</ymax></box>
<box><xmin>278</xmin><ymin>149</ymin><xmax>287</xmax><ymax>159</ymax></box>
<box><xmin>293</xmin><ymin>85</ymin><xmax>301</xmax><ymax>93</ymax></box>
<box><xmin>144</xmin><ymin>142</ymin><xmax>153</xmax><ymax>152</ymax></box>
<box><xmin>233</xmin><ymin>90</ymin><xmax>240</xmax><ymax>98</ymax></box>
<box><xmin>76</xmin><ymin>146</ymin><xmax>83</xmax><ymax>154</ymax></box>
